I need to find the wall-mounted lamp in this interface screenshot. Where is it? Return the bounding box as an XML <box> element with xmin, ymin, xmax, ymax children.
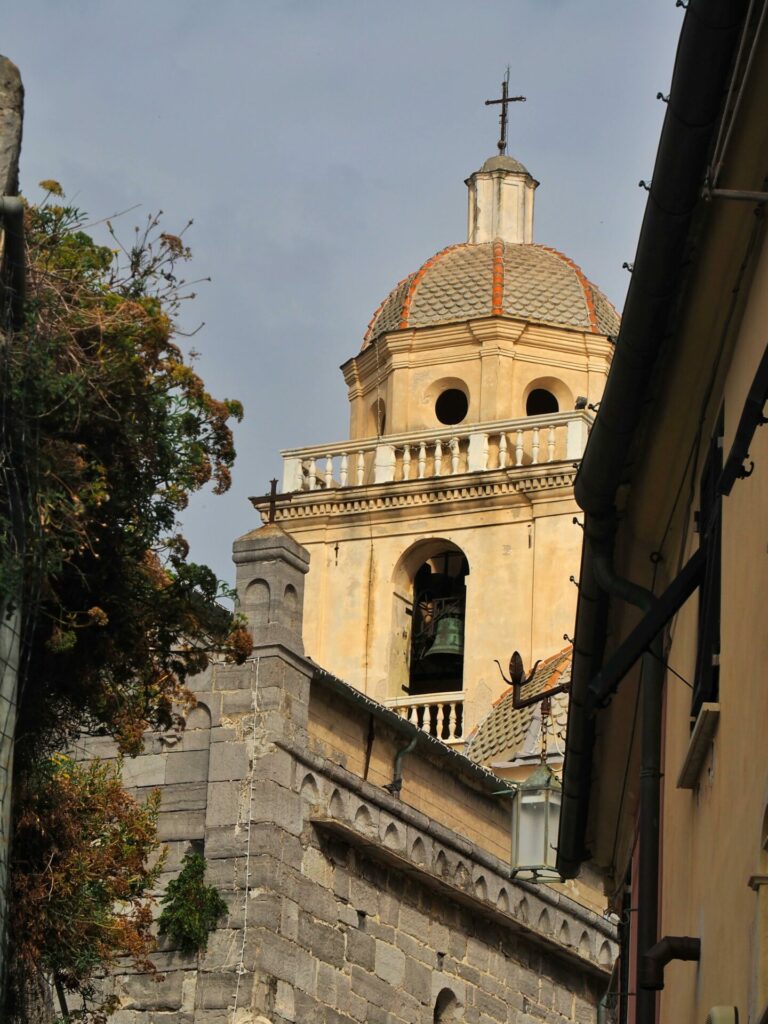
<box><xmin>493</xmin><ymin>651</ymin><xmax>570</xmax><ymax>880</ymax></box>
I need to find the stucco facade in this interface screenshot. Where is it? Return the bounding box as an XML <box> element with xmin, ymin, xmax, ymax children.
<box><xmin>557</xmin><ymin>3</ymin><xmax>768</xmax><ymax>1022</ymax></box>
<box><xmin>262</xmin><ymin>155</ymin><xmax>616</xmax><ymax>747</ymax></box>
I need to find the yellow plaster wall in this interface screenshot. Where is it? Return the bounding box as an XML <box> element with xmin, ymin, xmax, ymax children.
<box><xmin>307</xmin><ymin>685</ymin><xmax>512</xmax><ymax>864</ymax></box>
<box><xmin>589</xmin><ymin>218</ymin><xmax>768</xmax><ymax>1021</ymax></box>
<box><xmin>655</xmin><ymin>232</ymin><xmax>768</xmax><ymax>1024</ymax></box>
<box><xmin>344</xmin><ymin>319</ymin><xmax>612</xmax><ymax>440</ymax></box>
<box><xmin>284</xmin><ymin>488</ymin><xmax>581</xmax><ymax>740</ymax></box>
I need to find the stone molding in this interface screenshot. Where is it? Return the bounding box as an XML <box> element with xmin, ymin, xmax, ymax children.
<box><xmin>280</xmin><ymin>736</ymin><xmax>617</xmax><ymax>970</ymax></box>
<box><xmin>269</xmin><ymin>467</ymin><xmax>578</xmax><ymax>524</ymax></box>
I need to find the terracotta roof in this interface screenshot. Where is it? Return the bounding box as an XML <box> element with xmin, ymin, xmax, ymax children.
<box><xmin>464</xmin><ymin>646</ymin><xmax>572</xmax><ymax>766</ymax></box>
<box><xmin>362</xmin><ymin>243</ymin><xmax>619</xmax><ymax>347</ymax></box>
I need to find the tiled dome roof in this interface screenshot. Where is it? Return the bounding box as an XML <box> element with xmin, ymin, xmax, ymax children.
<box><xmin>363</xmin><ymin>242</ymin><xmax>619</xmax><ymax>348</ymax></box>
<box><xmin>464</xmin><ymin>646</ymin><xmax>572</xmax><ymax>766</ymax></box>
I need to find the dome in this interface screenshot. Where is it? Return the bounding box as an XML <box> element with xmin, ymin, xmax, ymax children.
<box><xmin>363</xmin><ymin>241</ymin><xmax>620</xmax><ymax>348</ymax></box>
<box><xmin>479</xmin><ymin>154</ymin><xmax>531</xmax><ymax>175</ymax></box>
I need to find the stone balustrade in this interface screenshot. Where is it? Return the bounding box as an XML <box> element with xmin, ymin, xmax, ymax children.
<box><xmin>281</xmin><ymin>411</ymin><xmax>590</xmax><ymax>492</ymax></box>
<box><xmin>385</xmin><ymin>691</ymin><xmax>465</xmax><ymax>745</ymax></box>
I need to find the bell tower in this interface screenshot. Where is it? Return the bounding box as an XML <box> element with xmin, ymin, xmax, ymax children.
<box><xmin>255</xmin><ymin>153</ymin><xmax>617</xmax><ymax>747</ymax></box>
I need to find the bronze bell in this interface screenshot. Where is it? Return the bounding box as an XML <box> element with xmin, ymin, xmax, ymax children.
<box><xmin>425</xmin><ymin>612</ymin><xmax>464</xmax><ymax>658</ymax></box>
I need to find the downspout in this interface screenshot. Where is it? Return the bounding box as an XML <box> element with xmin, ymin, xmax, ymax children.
<box><xmin>383</xmin><ymin>735</ymin><xmax>418</xmax><ymax>797</ymax></box>
<box><xmin>591</xmin><ymin>544</ymin><xmax>663</xmax><ymax>1024</ymax></box>
<box><xmin>557</xmin><ymin>0</ymin><xmax>749</xmax><ymax>879</ymax></box>
<box><xmin>639</xmin><ymin>935</ymin><xmax>701</xmax><ymax>990</ymax></box>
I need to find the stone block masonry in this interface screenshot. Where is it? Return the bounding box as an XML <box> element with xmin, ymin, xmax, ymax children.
<box><xmin>94</xmin><ymin>525</ymin><xmax>616</xmax><ymax>1023</ymax></box>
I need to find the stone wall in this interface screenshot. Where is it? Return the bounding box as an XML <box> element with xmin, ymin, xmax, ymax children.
<box><xmin>87</xmin><ymin>525</ymin><xmax>616</xmax><ymax>1023</ymax></box>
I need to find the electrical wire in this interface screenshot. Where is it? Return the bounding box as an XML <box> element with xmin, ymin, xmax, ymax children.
<box><xmin>362</xmin><ymin>335</ymin><xmax>385</xmax><ymax>696</ymax></box>
<box><xmin>230</xmin><ymin>656</ymin><xmax>260</xmax><ymax>1022</ymax></box>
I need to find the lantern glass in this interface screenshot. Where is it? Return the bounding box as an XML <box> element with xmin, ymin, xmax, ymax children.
<box><xmin>511</xmin><ymin>763</ymin><xmax>562</xmax><ymax>881</ymax></box>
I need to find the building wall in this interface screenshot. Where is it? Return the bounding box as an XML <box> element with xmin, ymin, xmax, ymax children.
<box><xmin>343</xmin><ymin>320</ymin><xmax>611</xmax><ymax>440</ymax></box>
<box><xmin>653</xmin><ymin>229</ymin><xmax>768</xmax><ymax>1023</ymax></box>
<box><xmin>276</xmin><ymin>480</ymin><xmax>583</xmax><ymax>739</ymax></box>
<box><xmin>89</xmin><ymin>528</ymin><xmax>617</xmax><ymax>1024</ymax></box>
<box><xmin>580</xmin><ymin>60</ymin><xmax>768</xmax><ymax>1020</ymax></box>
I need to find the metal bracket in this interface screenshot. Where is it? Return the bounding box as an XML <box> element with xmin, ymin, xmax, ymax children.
<box><xmin>703</xmin><ymin>187</ymin><xmax>768</xmax><ymax>204</ymax></box>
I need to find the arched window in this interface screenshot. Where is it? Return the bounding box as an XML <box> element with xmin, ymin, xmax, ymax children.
<box><xmin>408</xmin><ymin>548</ymin><xmax>468</xmax><ymax>698</ymax></box>
<box><xmin>526</xmin><ymin>388</ymin><xmax>559</xmax><ymax>416</ymax></box>
<box><xmin>390</xmin><ymin>541</ymin><xmax>469</xmax><ymax>741</ymax></box>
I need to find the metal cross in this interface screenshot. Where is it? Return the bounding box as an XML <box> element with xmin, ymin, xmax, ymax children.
<box><xmin>249</xmin><ymin>478</ymin><xmax>298</xmax><ymax>524</ymax></box>
<box><xmin>485</xmin><ymin>69</ymin><xmax>526</xmax><ymax>156</ymax></box>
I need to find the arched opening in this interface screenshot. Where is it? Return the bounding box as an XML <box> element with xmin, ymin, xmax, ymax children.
<box><xmin>434</xmin><ymin>988</ymin><xmax>462</xmax><ymax>1022</ymax></box>
<box><xmin>283</xmin><ymin>584</ymin><xmax>299</xmax><ymax>631</ymax></box>
<box><xmin>526</xmin><ymin>388</ymin><xmax>559</xmax><ymax>416</ymax></box>
<box><xmin>422</xmin><ymin>376</ymin><xmax>470</xmax><ymax>430</ymax></box>
<box><xmin>522</xmin><ymin>375</ymin><xmax>573</xmax><ymax>417</ymax></box>
<box><xmin>408</xmin><ymin>547</ymin><xmax>468</xmax><ymax>699</ymax></box>
<box><xmin>244</xmin><ymin>578</ymin><xmax>270</xmax><ymax>628</ymax></box>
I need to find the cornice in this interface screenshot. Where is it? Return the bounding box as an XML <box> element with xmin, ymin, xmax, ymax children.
<box><xmin>265</xmin><ymin>465</ymin><xmax>578</xmax><ymax>526</ymax></box>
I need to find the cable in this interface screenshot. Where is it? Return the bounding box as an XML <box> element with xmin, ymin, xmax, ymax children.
<box><xmin>362</xmin><ymin>336</ymin><xmax>385</xmax><ymax>695</ymax></box>
<box><xmin>231</xmin><ymin>656</ymin><xmax>260</xmax><ymax>1022</ymax></box>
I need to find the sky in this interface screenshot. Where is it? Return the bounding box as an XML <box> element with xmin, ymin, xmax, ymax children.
<box><xmin>6</xmin><ymin>2</ymin><xmax>683</xmax><ymax>590</ymax></box>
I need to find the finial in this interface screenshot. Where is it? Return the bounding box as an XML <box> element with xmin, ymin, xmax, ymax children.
<box><xmin>485</xmin><ymin>67</ymin><xmax>526</xmax><ymax>156</ymax></box>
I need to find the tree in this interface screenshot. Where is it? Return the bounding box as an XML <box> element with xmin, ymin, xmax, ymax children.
<box><xmin>10</xmin><ymin>756</ymin><xmax>161</xmax><ymax>1023</ymax></box>
<box><xmin>0</xmin><ymin>185</ymin><xmax>251</xmax><ymax>1020</ymax></box>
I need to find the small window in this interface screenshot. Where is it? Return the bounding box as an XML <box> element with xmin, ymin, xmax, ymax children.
<box><xmin>526</xmin><ymin>388</ymin><xmax>559</xmax><ymax>416</ymax></box>
<box><xmin>435</xmin><ymin>389</ymin><xmax>468</xmax><ymax>425</ymax></box>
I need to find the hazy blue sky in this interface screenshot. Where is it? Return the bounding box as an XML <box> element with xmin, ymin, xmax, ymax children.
<box><xmin>6</xmin><ymin>2</ymin><xmax>682</xmax><ymax>588</ymax></box>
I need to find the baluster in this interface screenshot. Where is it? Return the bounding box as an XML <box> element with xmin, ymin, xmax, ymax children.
<box><xmin>308</xmin><ymin>457</ymin><xmax>317</xmax><ymax>490</ymax></box>
<box><xmin>532</xmin><ymin>427</ymin><xmax>540</xmax><ymax>465</ymax></box>
<box><xmin>450</xmin><ymin>437</ymin><xmax>460</xmax><ymax>475</ymax></box>
<box><xmin>356</xmin><ymin>451</ymin><xmax>365</xmax><ymax>486</ymax></box>
<box><xmin>445</xmin><ymin>702</ymin><xmax>454</xmax><ymax>741</ymax></box>
<box><xmin>498</xmin><ymin>433</ymin><xmax>508</xmax><ymax>469</ymax></box>
<box><xmin>547</xmin><ymin>425</ymin><xmax>556</xmax><ymax>463</ymax></box>
<box><xmin>402</xmin><ymin>443</ymin><xmax>411</xmax><ymax>480</ymax></box>
<box><xmin>325</xmin><ymin>454</ymin><xmax>334</xmax><ymax>488</ymax></box>
<box><xmin>418</xmin><ymin>442</ymin><xmax>427</xmax><ymax>479</ymax></box>
<box><xmin>434</xmin><ymin>439</ymin><xmax>443</xmax><ymax>476</ymax></box>
<box><xmin>515</xmin><ymin>429</ymin><xmax>524</xmax><ymax>466</ymax></box>
<box><xmin>340</xmin><ymin>452</ymin><xmax>348</xmax><ymax>487</ymax></box>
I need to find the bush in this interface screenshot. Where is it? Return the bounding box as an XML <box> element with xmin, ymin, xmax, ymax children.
<box><xmin>158</xmin><ymin>852</ymin><xmax>228</xmax><ymax>954</ymax></box>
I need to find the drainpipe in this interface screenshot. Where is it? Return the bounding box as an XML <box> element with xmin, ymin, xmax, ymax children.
<box><xmin>639</xmin><ymin>935</ymin><xmax>701</xmax><ymax>990</ymax></box>
<box><xmin>591</xmin><ymin>544</ymin><xmax>663</xmax><ymax>1024</ymax></box>
<box><xmin>383</xmin><ymin>735</ymin><xmax>418</xmax><ymax>797</ymax></box>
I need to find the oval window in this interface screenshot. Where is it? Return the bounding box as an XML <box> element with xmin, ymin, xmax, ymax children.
<box><xmin>435</xmin><ymin>389</ymin><xmax>468</xmax><ymax>425</ymax></box>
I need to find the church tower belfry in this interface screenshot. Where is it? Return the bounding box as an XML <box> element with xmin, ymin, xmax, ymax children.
<box><xmin>255</xmin><ymin>150</ymin><xmax>617</xmax><ymax>748</ymax></box>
